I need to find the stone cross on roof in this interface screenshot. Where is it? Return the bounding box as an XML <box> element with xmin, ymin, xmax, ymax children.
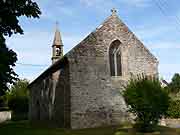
<box><xmin>111</xmin><ymin>8</ymin><xmax>117</xmax><ymax>15</ymax></box>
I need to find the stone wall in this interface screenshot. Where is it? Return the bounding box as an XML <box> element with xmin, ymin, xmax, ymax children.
<box><xmin>52</xmin><ymin>60</ymin><xmax>71</xmax><ymax>127</ymax></box>
<box><xmin>69</xmin><ymin>54</ymin><xmax>129</xmax><ymax>129</ymax></box>
<box><xmin>0</xmin><ymin>111</ymin><xmax>11</xmax><ymax>123</ymax></box>
<box><xmin>29</xmin><ymin>75</ymin><xmax>53</xmax><ymax>121</ymax></box>
<box><xmin>29</xmin><ymin>58</ymin><xmax>70</xmax><ymax>128</ymax></box>
<box><xmin>67</xmin><ymin>14</ymin><xmax>158</xmax><ymax>129</ymax></box>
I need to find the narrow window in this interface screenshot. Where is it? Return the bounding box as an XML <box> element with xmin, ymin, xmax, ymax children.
<box><xmin>36</xmin><ymin>100</ymin><xmax>40</xmax><ymax>120</ymax></box>
<box><xmin>109</xmin><ymin>40</ymin><xmax>122</xmax><ymax>76</ymax></box>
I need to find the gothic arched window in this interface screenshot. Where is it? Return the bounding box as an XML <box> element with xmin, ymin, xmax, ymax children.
<box><xmin>109</xmin><ymin>40</ymin><xmax>122</xmax><ymax>76</ymax></box>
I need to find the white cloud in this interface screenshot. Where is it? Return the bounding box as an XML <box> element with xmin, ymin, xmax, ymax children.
<box><xmin>135</xmin><ymin>24</ymin><xmax>173</xmax><ymax>39</ymax></box>
<box><xmin>132</xmin><ymin>24</ymin><xmax>180</xmax><ymax>50</ymax></box>
<box><xmin>36</xmin><ymin>0</ymin><xmax>76</xmax><ymax>21</ymax></box>
<box><xmin>7</xmin><ymin>31</ymin><xmax>52</xmax><ymax>64</ymax></box>
<box><xmin>7</xmin><ymin>29</ymin><xmax>84</xmax><ymax>81</ymax></box>
<box><xmin>148</xmin><ymin>42</ymin><xmax>180</xmax><ymax>49</ymax></box>
<box><xmin>159</xmin><ymin>63</ymin><xmax>180</xmax><ymax>82</ymax></box>
<box><xmin>80</xmin><ymin>0</ymin><xmax>151</xmax><ymax>9</ymax></box>
<box><xmin>80</xmin><ymin>0</ymin><xmax>115</xmax><ymax>12</ymax></box>
<box><xmin>7</xmin><ymin>30</ymin><xmax>83</xmax><ymax>62</ymax></box>
<box><xmin>80</xmin><ymin>0</ymin><xmax>95</xmax><ymax>7</ymax></box>
<box><xmin>122</xmin><ymin>0</ymin><xmax>151</xmax><ymax>6</ymax></box>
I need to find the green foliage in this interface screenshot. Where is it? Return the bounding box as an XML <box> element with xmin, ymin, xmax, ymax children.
<box><xmin>0</xmin><ymin>35</ymin><xmax>18</xmax><ymax>96</ymax></box>
<box><xmin>164</xmin><ymin>74</ymin><xmax>180</xmax><ymax>118</ymax></box>
<box><xmin>166</xmin><ymin>100</ymin><xmax>180</xmax><ymax>118</ymax></box>
<box><xmin>0</xmin><ymin>0</ymin><xmax>41</xmax><ymax>37</ymax></box>
<box><xmin>0</xmin><ymin>0</ymin><xmax>41</xmax><ymax>96</ymax></box>
<box><xmin>122</xmin><ymin>75</ymin><xmax>170</xmax><ymax>133</ymax></box>
<box><xmin>0</xmin><ymin>95</ymin><xmax>9</xmax><ymax>111</ymax></box>
<box><xmin>9</xmin><ymin>96</ymin><xmax>28</xmax><ymax>113</ymax></box>
<box><xmin>168</xmin><ymin>73</ymin><xmax>180</xmax><ymax>93</ymax></box>
<box><xmin>7</xmin><ymin>79</ymin><xmax>29</xmax><ymax>120</ymax></box>
<box><xmin>8</xmin><ymin>79</ymin><xmax>29</xmax><ymax>98</ymax></box>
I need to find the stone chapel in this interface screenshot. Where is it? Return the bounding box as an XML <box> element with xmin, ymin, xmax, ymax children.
<box><xmin>28</xmin><ymin>9</ymin><xmax>158</xmax><ymax>129</ymax></box>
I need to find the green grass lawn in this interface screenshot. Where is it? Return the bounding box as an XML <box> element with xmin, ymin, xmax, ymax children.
<box><xmin>0</xmin><ymin>121</ymin><xmax>180</xmax><ymax>135</ymax></box>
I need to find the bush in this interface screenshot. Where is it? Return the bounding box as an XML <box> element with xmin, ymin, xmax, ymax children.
<box><xmin>8</xmin><ymin>96</ymin><xmax>28</xmax><ymax>113</ymax></box>
<box><xmin>122</xmin><ymin>75</ymin><xmax>170</xmax><ymax>132</ymax></box>
<box><xmin>166</xmin><ymin>100</ymin><xmax>180</xmax><ymax>118</ymax></box>
<box><xmin>0</xmin><ymin>95</ymin><xmax>9</xmax><ymax>111</ymax></box>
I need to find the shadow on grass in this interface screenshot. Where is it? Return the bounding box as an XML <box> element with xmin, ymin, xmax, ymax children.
<box><xmin>116</xmin><ymin>126</ymin><xmax>180</xmax><ymax>135</ymax></box>
<box><xmin>1</xmin><ymin>121</ymin><xmax>180</xmax><ymax>135</ymax></box>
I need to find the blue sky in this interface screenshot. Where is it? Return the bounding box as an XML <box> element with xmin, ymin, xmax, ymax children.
<box><xmin>6</xmin><ymin>0</ymin><xmax>180</xmax><ymax>82</ymax></box>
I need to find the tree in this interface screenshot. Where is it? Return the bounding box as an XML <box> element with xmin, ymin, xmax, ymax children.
<box><xmin>0</xmin><ymin>0</ymin><xmax>41</xmax><ymax>96</ymax></box>
<box><xmin>0</xmin><ymin>35</ymin><xmax>17</xmax><ymax>96</ymax></box>
<box><xmin>8</xmin><ymin>79</ymin><xmax>29</xmax><ymax>98</ymax></box>
<box><xmin>168</xmin><ymin>73</ymin><xmax>180</xmax><ymax>93</ymax></box>
<box><xmin>7</xmin><ymin>79</ymin><xmax>29</xmax><ymax>120</ymax></box>
<box><xmin>122</xmin><ymin>75</ymin><xmax>170</xmax><ymax>132</ymax></box>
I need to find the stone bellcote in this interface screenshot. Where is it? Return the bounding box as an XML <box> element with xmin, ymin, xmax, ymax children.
<box><xmin>52</xmin><ymin>23</ymin><xmax>63</xmax><ymax>64</ymax></box>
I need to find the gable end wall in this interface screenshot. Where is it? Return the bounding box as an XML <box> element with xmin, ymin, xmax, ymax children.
<box><xmin>67</xmin><ymin>15</ymin><xmax>158</xmax><ymax>129</ymax></box>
